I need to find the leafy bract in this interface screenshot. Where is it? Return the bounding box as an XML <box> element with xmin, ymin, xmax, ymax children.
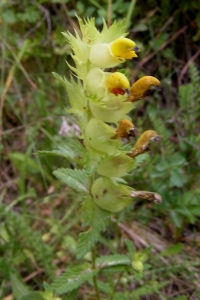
<box><xmin>52</xmin><ymin>73</ymin><xmax>88</xmax><ymax>117</ymax></box>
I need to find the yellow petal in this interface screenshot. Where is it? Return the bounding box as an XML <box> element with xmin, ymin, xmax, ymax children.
<box><xmin>110</xmin><ymin>38</ymin><xmax>137</xmax><ymax>59</ymax></box>
<box><xmin>106</xmin><ymin>72</ymin><xmax>130</xmax><ymax>95</ymax></box>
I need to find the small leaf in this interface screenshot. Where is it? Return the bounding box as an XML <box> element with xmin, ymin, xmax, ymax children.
<box><xmin>51</xmin><ymin>263</ymin><xmax>99</xmax><ymax>295</ymax></box>
<box><xmin>125</xmin><ymin>239</ymin><xmax>135</xmax><ymax>253</ymax></box>
<box><xmin>77</xmin><ymin>198</ymin><xmax>110</xmax><ymax>258</ymax></box>
<box><xmin>161</xmin><ymin>243</ymin><xmax>183</xmax><ymax>256</ymax></box>
<box><xmin>38</xmin><ymin>139</ymin><xmax>85</xmax><ymax>161</ymax></box>
<box><xmin>96</xmin><ymin>254</ymin><xmax>130</xmax><ymax>269</ymax></box>
<box><xmin>77</xmin><ymin>229</ymin><xmax>99</xmax><ymax>259</ymax></box>
<box><xmin>53</xmin><ymin>168</ymin><xmax>89</xmax><ymax>193</ymax></box>
<box><xmin>10</xmin><ymin>272</ymin><xmax>29</xmax><ymax>300</ymax></box>
<box><xmin>20</xmin><ymin>292</ymin><xmax>45</xmax><ymax>300</ymax></box>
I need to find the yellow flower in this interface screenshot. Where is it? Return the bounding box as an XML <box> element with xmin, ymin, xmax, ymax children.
<box><xmin>129</xmin><ymin>130</ymin><xmax>160</xmax><ymax>157</ymax></box>
<box><xmin>129</xmin><ymin>76</ymin><xmax>161</xmax><ymax>102</ymax></box>
<box><xmin>89</xmin><ymin>37</ymin><xmax>138</xmax><ymax>68</ymax></box>
<box><xmin>114</xmin><ymin>119</ymin><xmax>136</xmax><ymax>139</ymax></box>
<box><xmin>106</xmin><ymin>72</ymin><xmax>130</xmax><ymax>96</ymax></box>
<box><xmin>86</xmin><ymin>70</ymin><xmax>130</xmax><ymax>97</ymax></box>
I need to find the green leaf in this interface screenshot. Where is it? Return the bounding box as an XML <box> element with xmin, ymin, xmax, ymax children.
<box><xmin>125</xmin><ymin>239</ymin><xmax>135</xmax><ymax>253</ymax></box>
<box><xmin>96</xmin><ymin>254</ymin><xmax>130</xmax><ymax>269</ymax></box>
<box><xmin>89</xmin><ymin>280</ymin><xmax>112</xmax><ymax>294</ymax></box>
<box><xmin>114</xmin><ymin>293</ymin><xmax>129</xmax><ymax>300</ymax></box>
<box><xmin>10</xmin><ymin>272</ymin><xmax>29</xmax><ymax>300</ymax></box>
<box><xmin>76</xmin><ymin>198</ymin><xmax>110</xmax><ymax>258</ymax></box>
<box><xmin>20</xmin><ymin>292</ymin><xmax>45</xmax><ymax>300</ymax></box>
<box><xmin>51</xmin><ymin>263</ymin><xmax>99</xmax><ymax>295</ymax></box>
<box><xmin>172</xmin><ymin>296</ymin><xmax>187</xmax><ymax>300</ymax></box>
<box><xmin>134</xmin><ymin>153</ymin><xmax>149</xmax><ymax>169</ymax></box>
<box><xmin>53</xmin><ymin>168</ymin><xmax>89</xmax><ymax>193</ymax></box>
<box><xmin>161</xmin><ymin>243</ymin><xmax>183</xmax><ymax>256</ymax></box>
<box><xmin>38</xmin><ymin>139</ymin><xmax>85</xmax><ymax>161</ymax></box>
<box><xmin>76</xmin><ymin>229</ymin><xmax>99</xmax><ymax>259</ymax></box>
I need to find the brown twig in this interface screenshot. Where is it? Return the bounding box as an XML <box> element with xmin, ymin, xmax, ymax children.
<box><xmin>178</xmin><ymin>48</ymin><xmax>200</xmax><ymax>86</ymax></box>
<box><xmin>107</xmin><ymin>0</ymin><xmax>112</xmax><ymax>28</ymax></box>
<box><xmin>61</xmin><ymin>3</ymin><xmax>80</xmax><ymax>34</ymax></box>
<box><xmin>132</xmin><ymin>25</ymin><xmax>188</xmax><ymax>79</ymax></box>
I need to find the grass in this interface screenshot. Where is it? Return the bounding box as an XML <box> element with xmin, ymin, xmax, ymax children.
<box><xmin>1</xmin><ymin>0</ymin><xmax>200</xmax><ymax>299</ymax></box>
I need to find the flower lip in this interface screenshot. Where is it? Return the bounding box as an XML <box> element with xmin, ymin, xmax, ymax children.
<box><xmin>129</xmin><ymin>126</ymin><xmax>137</xmax><ymax>137</ymax></box>
<box><xmin>133</xmin><ymin>46</ymin><xmax>140</xmax><ymax>54</ymax></box>
<box><xmin>125</xmin><ymin>88</ymin><xmax>130</xmax><ymax>95</ymax></box>
<box><xmin>153</xmin><ymin>85</ymin><xmax>161</xmax><ymax>91</ymax></box>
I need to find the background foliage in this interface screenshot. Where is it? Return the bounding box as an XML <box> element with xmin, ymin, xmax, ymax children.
<box><xmin>1</xmin><ymin>0</ymin><xmax>200</xmax><ymax>299</ymax></box>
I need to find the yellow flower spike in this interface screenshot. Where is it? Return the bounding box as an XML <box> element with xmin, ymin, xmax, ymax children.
<box><xmin>129</xmin><ymin>76</ymin><xmax>161</xmax><ymax>102</ymax></box>
<box><xmin>106</xmin><ymin>72</ymin><xmax>130</xmax><ymax>96</ymax></box>
<box><xmin>114</xmin><ymin>119</ymin><xmax>137</xmax><ymax>139</ymax></box>
<box><xmin>110</xmin><ymin>38</ymin><xmax>138</xmax><ymax>59</ymax></box>
<box><xmin>129</xmin><ymin>130</ymin><xmax>160</xmax><ymax>158</ymax></box>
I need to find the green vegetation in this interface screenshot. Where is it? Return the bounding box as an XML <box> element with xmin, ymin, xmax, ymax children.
<box><xmin>1</xmin><ymin>1</ymin><xmax>200</xmax><ymax>299</ymax></box>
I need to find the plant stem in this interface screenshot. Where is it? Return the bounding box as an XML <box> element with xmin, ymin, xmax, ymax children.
<box><xmin>91</xmin><ymin>247</ymin><xmax>100</xmax><ymax>300</ymax></box>
<box><xmin>125</xmin><ymin>0</ymin><xmax>137</xmax><ymax>30</ymax></box>
<box><xmin>110</xmin><ymin>271</ymin><xmax>124</xmax><ymax>300</ymax></box>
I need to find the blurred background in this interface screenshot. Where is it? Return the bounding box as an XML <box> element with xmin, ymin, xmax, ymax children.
<box><xmin>1</xmin><ymin>0</ymin><xmax>200</xmax><ymax>299</ymax></box>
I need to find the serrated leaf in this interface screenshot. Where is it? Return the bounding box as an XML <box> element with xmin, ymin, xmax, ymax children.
<box><xmin>52</xmin><ymin>73</ymin><xmax>88</xmax><ymax>117</ymax></box>
<box><xmin>53</xmin><ymin>168</ymin><xmax>89</xmax><ymax>193</ymax></box>
<box><xmin>51</xmin><ymin>263</ymin><xmax>99</xmax><ymax>295</ymax></box>
<box><xmin>76</xmin><ymin>229</ymin><xmax>99</xmax><ymax>259</ymax></box>
<box><xmin>77</xmin><ymin>198</ymin><xmax>110</xmax><ymax>258</ymax></box>
<box><xmin>38</xmin><ymin>139</ymin><xmax>85</xmax><ymax>161</ymax></box>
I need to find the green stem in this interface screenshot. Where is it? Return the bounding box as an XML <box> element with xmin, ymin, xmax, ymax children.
<box><xmin>110</xmin><ymin>271</ymin><xmax>124</xmax><ymax>300</ymax></box>
<box><xmin>125</xmin><ymin>0</ymin><xmax>137</xmax><ymax>30</ymax></box>
<box><xmin>91</xmin><ymin>247</ymin><xmax>100</xmax><ymax>300</ymax></box>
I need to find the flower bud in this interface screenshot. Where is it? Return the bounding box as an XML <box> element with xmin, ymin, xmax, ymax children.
<box><xmin>131</xmin><ymin>260</ymin><xmax>143</xmax><ymax>272</ymax></box>
<box><xmin>91</xmin><ymin>177</ymin><xmax>133</xmax><ymax>212</ymax></box>
<box><xmin>85</xmin><ymin>118</ymin><xmax>120</xmax><ymax>155</ymax></box>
